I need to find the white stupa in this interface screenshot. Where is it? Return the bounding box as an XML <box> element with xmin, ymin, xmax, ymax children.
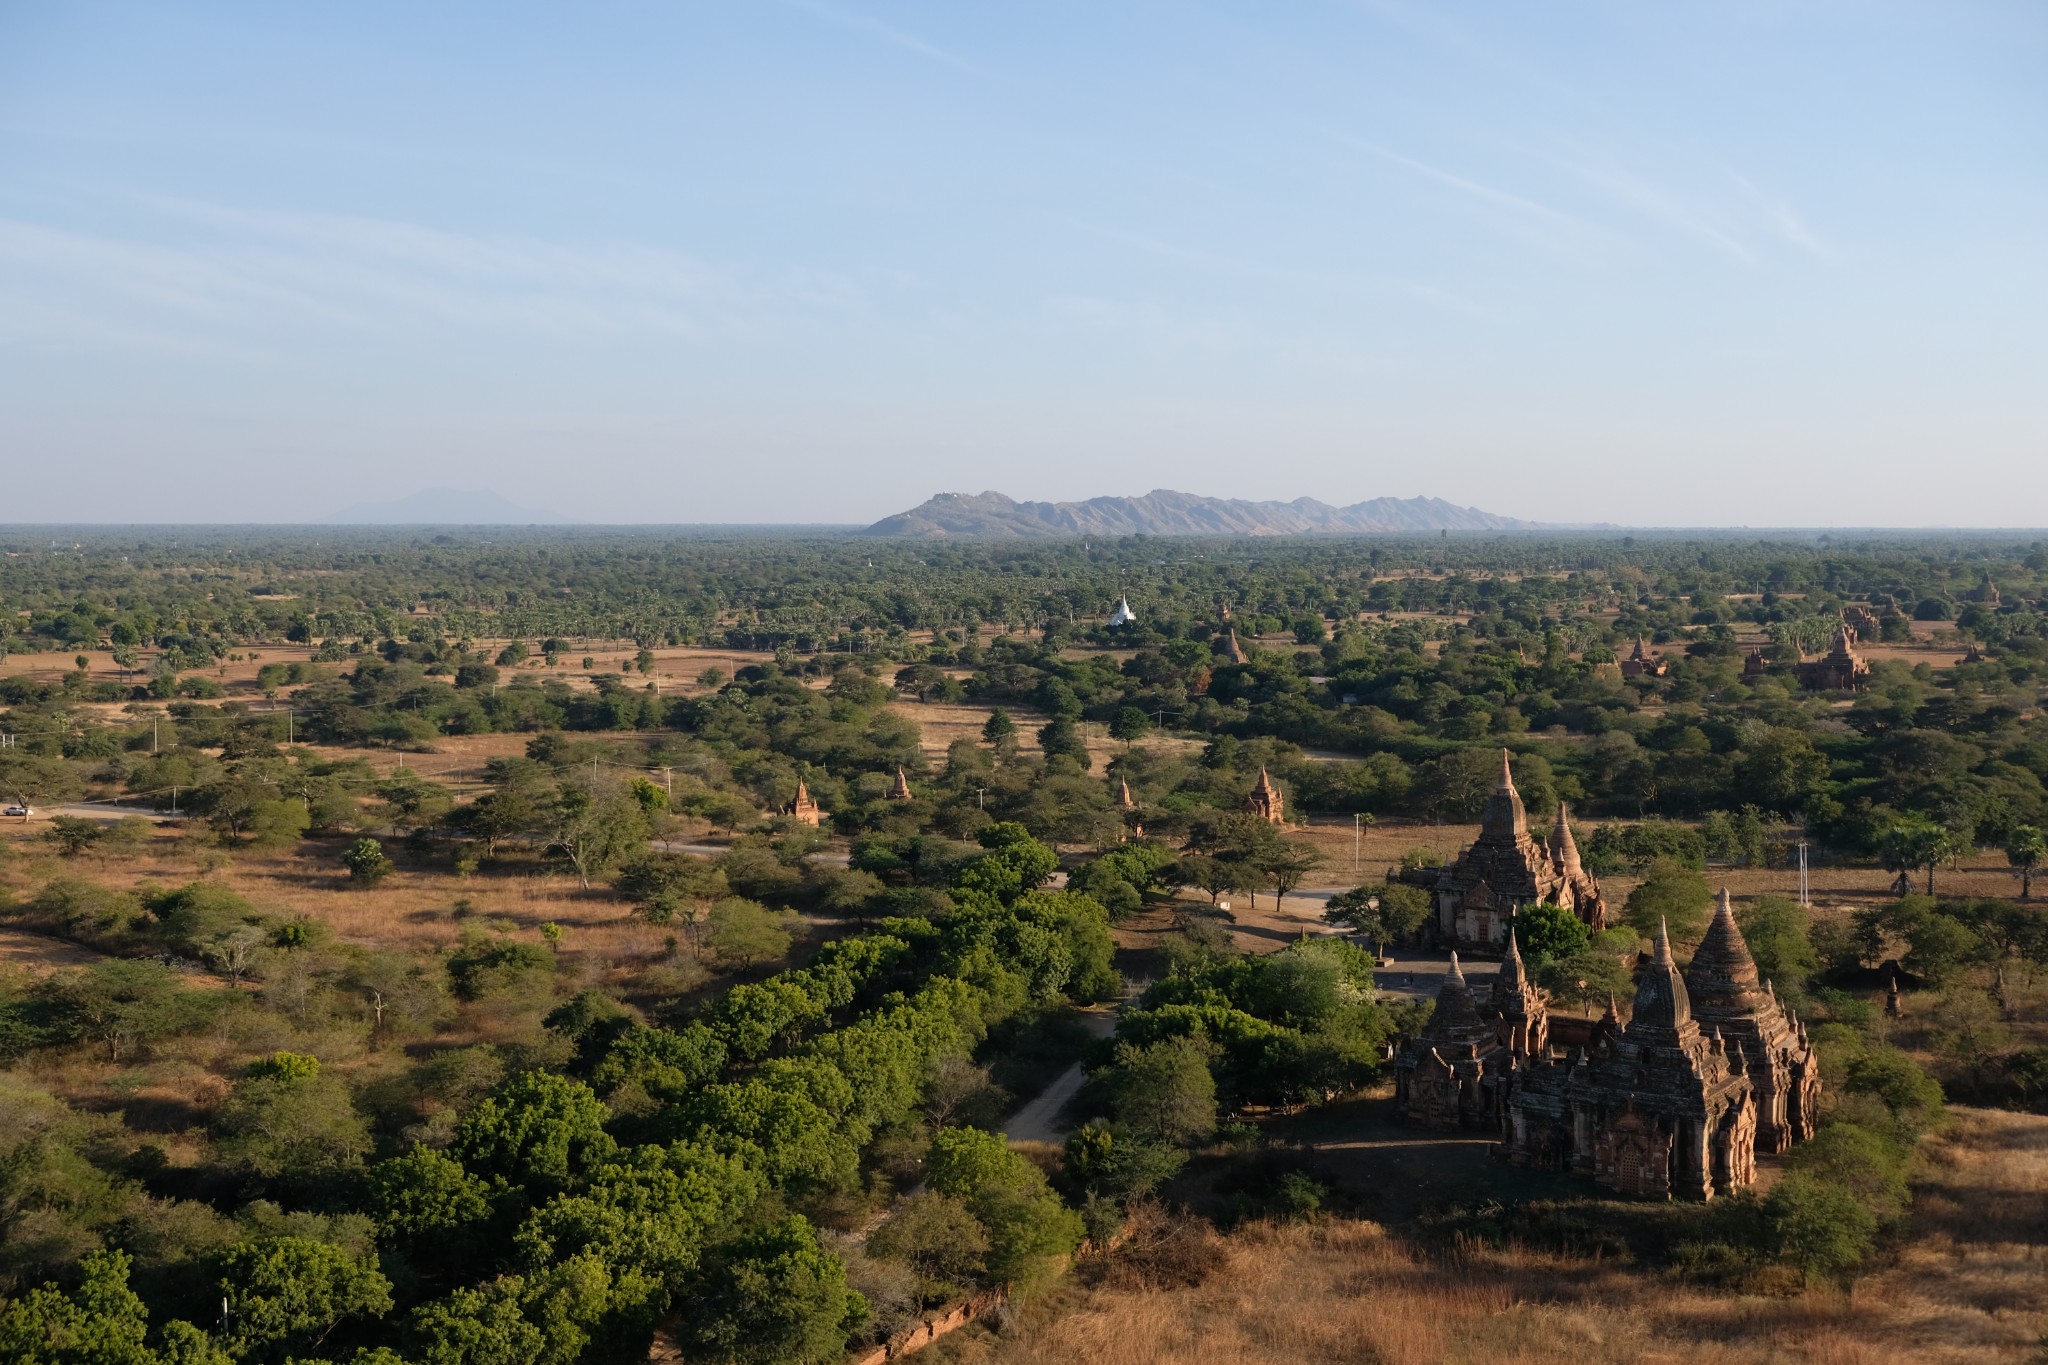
<box><xmin>1108</xmin><ymin>593</ymin><xmax>1137</xmax><ymax>627</ymax></box>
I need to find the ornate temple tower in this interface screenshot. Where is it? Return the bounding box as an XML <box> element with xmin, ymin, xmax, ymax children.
<box><xmin>780</xmin><ymin>777</ymin><xmax>823</xmax><ymax>827</ymax></box>
<box><xmin>1683</xmin><ymin>889</ymin><xmax>1820</xmax><ymax>1151</ymax></box>
<box><xmin>1243</xmin><ymin>767</ymin><xmax>1284</xmax><ymax>825</ymax></box>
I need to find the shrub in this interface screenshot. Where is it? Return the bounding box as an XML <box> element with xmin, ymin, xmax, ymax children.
<box><xmin>341</xmin><ymin>838</ymin><xmax>393</xmax><ymax>885</ymax></box>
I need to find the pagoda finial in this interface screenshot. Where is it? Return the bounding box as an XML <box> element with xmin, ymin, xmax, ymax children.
<box><xmin>1655</xmin><ymin>917</ymin><xmax>1674</xmax><ymax>966</ymax></box>
<box><xmin>1496</xmin><ymin>748</ymin><xmax>1516</xmax><ymax>793</ymax></box>
<box><xmin>1447</xmin><ymin>951</ymin><xmax>1466</xmax><ymax>984</ymax></box>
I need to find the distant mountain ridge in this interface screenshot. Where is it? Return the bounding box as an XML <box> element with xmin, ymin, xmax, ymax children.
<box><xmin>321</xmin><ymin>487</ymin><xmax>574</xmax><ymax>525</ymax></box>
<box><xmin>862</xmin><ymin>490</ymin><xmax>1547</xmax><ymax>537</ymax></box>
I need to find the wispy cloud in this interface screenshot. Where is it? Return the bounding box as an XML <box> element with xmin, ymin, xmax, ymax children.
<box><xmin>779</xmin><ymin>0</ymin><xmax>992</xmax><ymax>79</ymax></box>
<box><xmin>1731</xmin><ymin>173</ymin><xmax>1830</xmax><ymax>258</ymax></box>
<box><xmin>1058</xmin><ymin>218</ymin><xmax>1487</xmax><ymax>315</ymax></box>
<box><xmin>1553</xmin><ymin>156</ymin><xmax>1753</xmax><ymax>262</ymax></box>
<box><xmin>0</xmin><ymin>194</ymin><xmax>870</xmax><ymax>355</ymax></box>
<box><xmin>1042</xmin><ymin>293</ymin><xmax>1395</xmax><ymax>376</ymax></box>
<box><xmin>1330</xmin><ymin>132</ymin><xmax>1596</xmax><ymax>234</ymax></box>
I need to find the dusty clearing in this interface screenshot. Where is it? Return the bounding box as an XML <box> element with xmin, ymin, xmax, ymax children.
<box><xmin>0</xmin><ymin>926</ymin><xmax>107</xmax><ymax>975</ymax></box>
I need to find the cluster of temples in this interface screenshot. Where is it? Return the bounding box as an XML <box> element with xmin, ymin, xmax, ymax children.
<box><xmin>1393</xmin><ymin>891</ymin><xmax>1821</xmax><ymax>1201</ymax></box>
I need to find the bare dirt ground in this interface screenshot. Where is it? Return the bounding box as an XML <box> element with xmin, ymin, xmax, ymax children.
<box><xmin>0</xmin><ymin>925</ymin><xmax>106</xmax><ymax>975</ymax></box>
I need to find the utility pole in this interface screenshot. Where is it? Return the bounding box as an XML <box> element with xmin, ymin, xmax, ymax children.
<box><xmin>1797</xmin><ymin>841</ymin><xmax>1811</xmax><ymax>908</ymax></box>
<box><xmin>151</xmin><ymin>715</ymin><xmax>158</xmax><ymax>754</ymax></box>
<box><xmin>1353</xmin><ymin>813</ymin><xmax>1362</xmax><ymax>872</ymax></box>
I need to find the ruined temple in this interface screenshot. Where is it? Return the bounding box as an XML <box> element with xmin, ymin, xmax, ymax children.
<box><xmin>1684</xmin><ymin>890</ymin><xmax>1819</xmax><ymax>1152</ymax></box>
<box><xmin>1393</xmin><ymin>938</ymin><xmax>1547</xmax><ymax>1130</ymax></box>
<box><xmin>886</xmin><ymin>769</ymin><xmax>915</xmax><ymax>801</ymax></box>
<box><xmin>1618</xmin><ymin>638</ymin><xmax>1667</xmax><ymax>678</ymax></box>
<box><xmin>1797</xmin><ymin>624</ymin><xmax>1870</xmax><ymax>692</ymax></box>
<box><xmin>1221</xmin><ymin>628</ymin><xmax>1247</xmax><ymax>665</ymax></box>
<box><xmin>1418</xmin><ymin>752</ymin><xmax>1607</xmax><ymax>950</ymax></box>
<box><xmin>1842</xmin><ymin>605</ymin><xmax>1882</xmax><ymax>641</ymax></box>
<box><xmin>780</xmin><ymin>777</ymin><xmax>823</xmax><ymax>827</ymax></box>
<box><xmin>1242</xmin><ymin>767</ymin><xmax>1284</xmax><ymax>825</ymax></box>
<box><xmin>1503</xmin><ymin>917</ymin><xmax>1785</xmax><ymax>1201</ymax></box>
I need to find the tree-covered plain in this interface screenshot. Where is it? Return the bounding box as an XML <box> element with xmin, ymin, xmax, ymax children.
<box><xmin>0</xmin><ymin>528</ymin><xmax>2043</xmax><ymax>1361</ymax></box>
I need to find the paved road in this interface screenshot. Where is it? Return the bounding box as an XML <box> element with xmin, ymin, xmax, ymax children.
<box><xmin>38</xmin><ymin>802</ymin><xmax>185</xmax><ymax>824</ymax></box>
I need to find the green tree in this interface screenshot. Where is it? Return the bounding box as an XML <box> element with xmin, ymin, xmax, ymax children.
<box><xmin>453</xmin><ymin>1071</ymin><xmax>616</xmax><ymax>1193</ymax></box>
<box><xmin>551</xmin><ymin>779</ymin><xmax>652</xmax><ymax>889</ymax></box>
<box><xmin>705</xmin><ymin>898</ymin><xmax>796</xmax><ymax>968</ymax></box>
<box><xmin>1764</xmin><ymin>1173</ymin><xmax>1877</xmax><ymax>1285</ymax></box>
<box><xmin>1843</xmin><ymin>1048</ymin><xmax>1945</xmax><ymax>1128</ymax></box>
<box><xmin>613</xmin><ymin>854</ymin><xmax>729</xmax><ymax>928</ymax></box>
<box><xmin>683</xmin><ymin>1215</ymin><xmax>865</xmax><ymax>1365</ymax></box>
<box><xmin>217</xmin><ymin>1237</ymin><xmax>393</xmax><ymax>1363</ymax></box>
<box><xmin>925</xmin><ymin>1127</ymin><xmax>1083</xmax><ymax>1285</ymax></box>
<box><xmin>43</xmin><ymin>816</ymin><xmax>105</xmax><ymax>859</ymax></box>
<box><xmin>0</xmin><ymin>1248</ymin><xmax>162</xmax><ymax>1365</ymax></box>
<box><xmin>1107</xmin><ymin>1036</ymin><xmax>1218</xmax><ymax>1146</ymax></box>
<box><xmin>214</xmin><ymin>1054</ymin><xmax>374</xmax><ymax>1184</ymax></box>
<box><xmin>1254</xmin><ymin>843</ymin><xmax>1323</xmax><ymax>912</ymax></box>
<box><xmin>1107</xmin><ymin>707</ymin><xmax>1151</xmax><ymax>747</ymax></box>
<box><xmin>2006</xmin><ymin>825</ymin><xmax>2046</xmax><ymax>899</ymax></box>
<box><xmin>1736</xmin><ymin>895</ymin><xmax>1821</xmax><ymax>997</ymax></box>
<box><xmin>363</xmin><ymin>1147</ymin><xmax>494</xmax><ymax>1256</ymax></box>
<box><xmin>341</xmin><ymin>837</ymin><xmax>393</xmax><ymax>885</ymax></box>
<box><xmin>1175</xmin><ymin>854</ymin><xmax>1259</xmax><ymax>907</ymax></box>
<box><xmin>865</xmin><ymin>1192</ymin><xmax>988</xmax><ymax>1305</ymax></box>
<box><xmin>1037</xmin><ymin>717</ymin><xmax>1091</xmax><ymax>770</ymax></box>
<box><xmin>1622</xmin><ymin>859</ymin><xmax>1713</xmax><ymax>944</ymax></box>
<box><xmin>0</xmin><ymin>753</ymin><xmax>82</xmax><ymax>820</ymax></box>
<box><xmin>981</xmin><ymin>708</ymin><xmax>1018</xmax><ymax>764</ymax></box>
<box><xmin>1513</xmin><ymin>903</ymin><xmax>1590</xmax><ymax>966</ymax></box>
<box><xmin>1881</xmin><ymin>817</ymin><xmax>1960</xmax><ymax>896</ymax></box>
<box><xmin>1930</xmin><ymin>988</ymin><xmax>2010</xmax><ymax>1092</ymax></box>
<box><xmin>39</xmin><ymin>959</ymin><xmax>212</xmax><ymax>1062</ymax></box>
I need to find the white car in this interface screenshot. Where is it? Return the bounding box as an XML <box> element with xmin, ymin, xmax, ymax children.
<box><xmin>3</xmin><ymin>805</ymin><xmax>33</xmax><ymax>818</ymax></box>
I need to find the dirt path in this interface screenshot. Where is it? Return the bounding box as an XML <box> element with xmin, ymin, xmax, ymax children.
<box><xmin>1002</xmin><ymin>1006</ymin><xmax>1120</xmax><ymax>1145</ymax></box>
<box><xmin>0</xmin><ymin>927</ymin><xmax>108</xmax><ymax>975</ymax></box>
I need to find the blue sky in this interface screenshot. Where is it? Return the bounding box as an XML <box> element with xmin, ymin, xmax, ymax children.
<box><xmin>1</xmin><ymin>1</ymin><xmax>2043</xmax><ymax>525</ymax></box>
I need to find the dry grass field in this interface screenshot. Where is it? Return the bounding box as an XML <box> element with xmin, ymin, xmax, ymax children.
<box><xmin>934</xmin><ymin>1107</ymin><xmax>2048</xmax><ymax>1365</ymax></box>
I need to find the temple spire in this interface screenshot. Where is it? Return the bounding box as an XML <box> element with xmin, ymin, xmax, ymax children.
<box><xmin>1551</xmin><ymin>803</ymin><xmax>1583</xmax><ymax>876</ymax></box>
<box><xmin>1477</xmin><ymin>748</ymin><xmax>1528</xmax><ymax>843</ymax></box>
<box><xmin>1630</xmin><ymin>916</ymin><xmax>1694</xmax><ymax>1036</ymax></box>
<box><xmin>1685</xmin><ymin>888</ymin><xmax>1766</xmax><ymax>1012</ymax></box>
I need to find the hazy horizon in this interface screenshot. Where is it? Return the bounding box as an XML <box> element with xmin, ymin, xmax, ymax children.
<box><xmin>3</xmin><ymin>3</ymin><xmax>2044</xmax><ymax>526</ymax></box>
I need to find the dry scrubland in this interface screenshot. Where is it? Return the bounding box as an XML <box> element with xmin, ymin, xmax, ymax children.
<box><xmin>938</xmin><ymin>1110</ymin><xmax>2047</xmax><ymax>1365</ymax></box>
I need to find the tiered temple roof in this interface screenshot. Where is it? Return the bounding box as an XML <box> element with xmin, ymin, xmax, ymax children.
<box><xmin>1683</xmin><ymin>889</ymin><xmax>1819</xmax><ymax>1151</ymax></box>
<box><xmin>1505</xmin><ymin>918</ymin><xmax>1759</xmax><ymax>1200</ymax></box>
<box><xmin>1419</xmin><ymin>752</ymin><xmax>1607</xmax><ymax>949</ymax></box>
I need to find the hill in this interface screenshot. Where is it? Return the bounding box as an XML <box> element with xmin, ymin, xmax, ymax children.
<box><xmin>320</xmin><ymin>486</ymin><xmax>573</xmax><ymax>525</ymax></box>
<box><xmin>861</xmin><ymin>490</ymin><xmax>1545</xmax><ymax>537</ymax></box>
